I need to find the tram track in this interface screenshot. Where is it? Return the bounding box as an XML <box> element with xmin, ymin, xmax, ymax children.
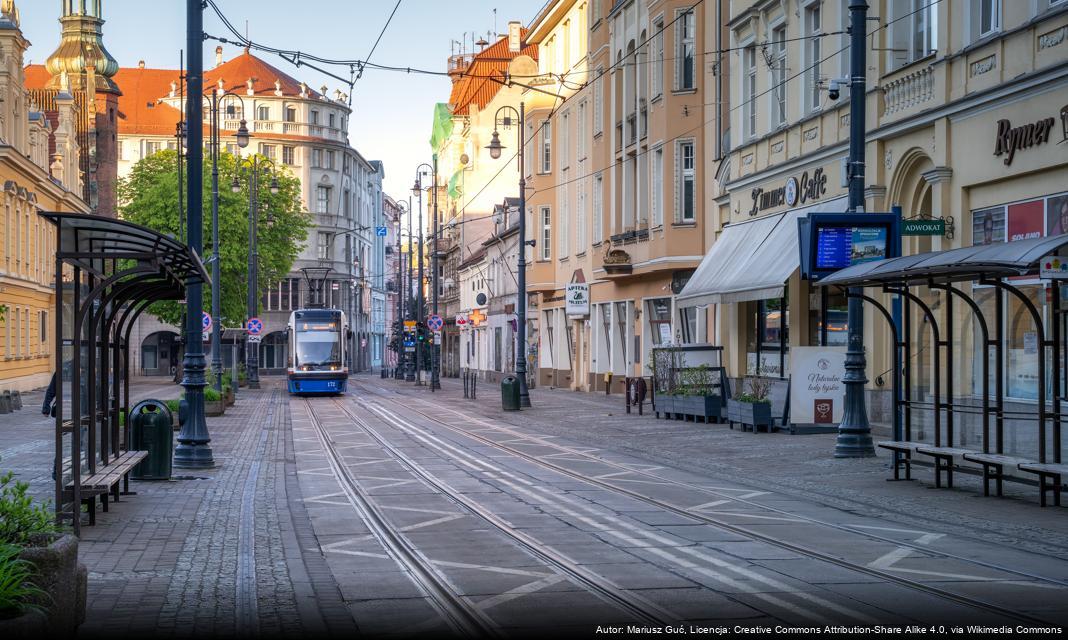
<box><xmin>354</xmin><ymin>384</ymin><xmax>1067</xmax><ymax>626</ymax></box>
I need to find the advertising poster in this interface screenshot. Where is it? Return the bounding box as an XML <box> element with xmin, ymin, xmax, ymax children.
<box><xmin>789</xmin><ymin>347</ymin><xmax>847</xmax><ymax>425</ymax></box>
<box><xmin>972</xmin><ymin>206</ymin><xmax>1006</xmax><ymax>246</ymax></box>
<box><xmin>850</xmin><ymin>227</ymin><xmax>888</xmax><ymax>265</ymax></box>
<box><xmin>1007</xmin><ymin>200</ymin><xmax>1045</xmax><ymax>242</ymax></box>
<box><xmin>1048</xmin><ymin>193</ymin><xmax>1068</xmax><ymax>236</ymax></box>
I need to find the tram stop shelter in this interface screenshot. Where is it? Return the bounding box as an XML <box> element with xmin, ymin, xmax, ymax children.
<box><xmin>44</xmin><ymin>212</ymin><xmax>209</xmax><ymax>534</ymax></box>
<box><xmin>817</xmin><ymin>233</ymin><xmax>1067</xmax><ymax>506</ymax></box>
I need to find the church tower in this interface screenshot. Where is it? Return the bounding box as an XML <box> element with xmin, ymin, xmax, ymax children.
<box><xmin>42</xmin><ymin>0</ymin><xmax>121</xmax><ymax>215</ymax></box>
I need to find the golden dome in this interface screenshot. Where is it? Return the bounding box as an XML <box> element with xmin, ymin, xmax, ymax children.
<box><xmin>44</xmin><ymin>0</ymin><xmax>120</xmax><ymax>94</ymax></box>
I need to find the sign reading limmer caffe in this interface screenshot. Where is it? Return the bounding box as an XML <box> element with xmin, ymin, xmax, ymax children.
<box><xmin>749</xmin><ymin>167</ymin><xmax>828</xmax><ymax>216</ymax></box>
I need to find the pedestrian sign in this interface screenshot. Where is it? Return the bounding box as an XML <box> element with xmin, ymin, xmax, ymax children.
<box><xmin>427</xmin><ymin>314</ymin><xmax>444</xmax><ymax>331</ymax></box>
<box><xmin>202</xmin><ymin>311</ymin><xmax>212</xmax><ymax>331</ymax></box>
<box><xmin>376</xmin><ymin>226</ymin><xmax>388</xmax><ymax>237</ymax></box>
<box><xmin>247</xmin><ymin>317</ymin><xmax>263</xmax><ymax>335</ymax></box>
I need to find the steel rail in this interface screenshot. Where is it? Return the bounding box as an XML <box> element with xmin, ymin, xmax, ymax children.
<box><xmin>327</xmin><ymin>396</ymin><xmax>675</xmax><ymax>626</ymax></box>
<box><xmin>301</xmin><ymin>398</ymin><xmax>498</xmax><ymax>638</ymax></box>
<box><xmin>357</xmin><ymin>388</ymin><xmax>1066</xmax><ymax>626</ymax></box>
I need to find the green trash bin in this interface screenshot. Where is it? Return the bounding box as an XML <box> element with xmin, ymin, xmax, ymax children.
<box><xmin>501</xmin><ymin>376</ymin><xmax>521</xmax><ymax>412</ymax></box>
<box><xmin>130</xmin><ymin>400</ymin><xmax>174</xmax><ymax>480</ymax></box>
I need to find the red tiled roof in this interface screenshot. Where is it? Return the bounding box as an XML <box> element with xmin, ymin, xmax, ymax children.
<box><xmin>205</xmin><ymin>52</ymin><xmax>325</xmax><ymax>100</ymax></box>
<box><xmin>448</xmin><ymin>30</ymin><xmax>538</xmax><ymax>116</ymax></box>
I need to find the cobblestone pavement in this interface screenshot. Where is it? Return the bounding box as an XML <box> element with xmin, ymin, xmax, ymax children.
<box><xmin>0</xmin><ymin>377</ymin><xmax>355</xmax><ymax>638</ymax></box>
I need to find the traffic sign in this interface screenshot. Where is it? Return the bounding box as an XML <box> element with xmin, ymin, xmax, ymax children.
<box><xmin>376</xmin><ymin>226</ymin><xmax>388</xmax><ymax>237</ymax></box>
<box><xmin>202</xmin><ymin>311</ymin><xmax>212</xmax><ymax>331</ymax></box>
<box><xmin>433</xmin><ymin>331</ymin><xmax>442</xmax><ymax>343</ymax></box>
<box><xmin>247</xmin><ymin>334</ymin><xmax>262</xmax><ymax>344</ymax></box>
<box><xmin>404</xmin><ymin>320</ymin><xmax>417</xmax><ymax>330</ymax></box>
<box><xmin>247</xmin><ymin>317</ymin><xmax>263</xmax><ymax>335</ymax></box>
<box><xmin>427</xmin><ymin>314</ymin><xmax>444</xmax><ymax>331</ymax></box>
<box><xmin>202</xmin><ymin>331</ymin><xmax>211</xmax><ymax>342</ymax></box>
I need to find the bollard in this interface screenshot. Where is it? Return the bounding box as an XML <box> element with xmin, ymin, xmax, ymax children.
<box><xmin>471</xmin><ymin>373</ymin><xmax>477</xmax><ymax>400</ymax></box>
<box><xmin>12</xmin><ymin>390</ymin><xmax>22</xmax><ymax>411</ymax></box>
<box><xmin>463</xmin><ymin>370</ymin><xmax>469</xmax><ymax>399</ymax></box>
<box><xmin>0</xmin><ymin>391</ymin><xmax>10</xmax><ymax>414</ymax></box>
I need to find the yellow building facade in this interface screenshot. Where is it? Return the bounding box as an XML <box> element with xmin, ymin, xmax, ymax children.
<box><xmin>0</xmin><ymin>2</ymin><xmax>90</xmax><ymax>392</ymax></box>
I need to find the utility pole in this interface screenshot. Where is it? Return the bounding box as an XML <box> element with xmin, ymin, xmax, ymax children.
<box><xmin>836</xmin><ymin>0</ymin><xmax>875</xmax><ymax>458</ymax></box>
<box><xmin>395</xmin><ymin>202</ymin><xmax>405</xmax><ymax>379</ymax></box>
<box><xmin>405</xmin><ymin>196</ymin><xmax>416</xmax><ymax>382</ymax></box>
<box><xmin>247</xmin><ymin>159</ymin><xmax>260</xmax><ymax>389</ymax></box>
<box><xmin>174</xmin><ymin>0</ymin><xmax>213</xmax><ymax>469</ymax></box>
<box><xmin>431</xmin><ymin>153</ymin><xmax>441</xmax><ymax>391</ymax></box>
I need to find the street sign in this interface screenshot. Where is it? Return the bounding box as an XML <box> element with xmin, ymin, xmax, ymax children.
<box><xmin>427</xmin><ymin>314</ymin><xmax>444</xmax><ymax>331</ymax></box>
<box><xmin>376</xmin><ymin>226</ymin><xmax>388</xmax><ymax>237</ymax></box>
<box><xmin>247</xmin><ymin>334</ymin><xmax>262</xmax><ymax>344</ymax></box>
<box><xmin>1040</xmin><ymin>255</ymin><xmax>1068</xmax><ymax>279</ymax></box>
<box><xmin>455</xmin><ymin>314</ymin><xmax>468</xmax><ymax>327</ymax></box>
<box><xmin>404</xmin><ymin>320</ymin><xmax>417</xmax><ymax>330</ymax></box>
<box><xmin>902</xmin><ymin>219</ymin><xmax>945</xmax><ymax>236</ymax></box>
<box><xmin>433</xmin><ymin>331</ymin><xmax>442</xmax><ymax>343</ymax></box>
<box><xmin>247</xmin><ymin>317</ymin><xmax>263</xmax><ymax>335</ymax></box>
<box><xmin>203</xmin><ymin>331</ymin><xmax>211</xmax><ymax>342</ymax></box>
<box><xmin>202</xmin><ymin>311</ymin><xmax>212</xmax><ymax>331</ymax></box>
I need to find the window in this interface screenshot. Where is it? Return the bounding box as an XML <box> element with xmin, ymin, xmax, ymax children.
<box><xmin>676</xmin><ymin>140</ymin><xmax>695</xmax><ymax>223</ymax></box>
<box><xmin>144</xmin><ymin>140</ymin><xmax>161</xmax><ymax>156</ymax></box>
<box><xmin>561</xmin><ymin>111</ymin><xmax>570</xmax><ymax>169</ymax></box>
<box><xmin>39</xmin><ymin>310</ymin><xmax>47</xmax><ymax>345</ymax></box>
<box><xmin>260</xmin><ymin>144</ymin><xmax>276</xmax><ymax>160</ymax></box>
<box><xmin>976</xmin><ymin>0</ymin><xmax>1000</xmax><ymax>39</ymax></box>
<box><xmin>743</xmin><ymin>45</ymin><xmax>757</xmax><ymax>138</ymax></box>
<box><xmin>310</xmin><ymin>110</ymin><xmax>320</xmax><ymax>125</ymax></box>
<box><xmin>540</xmin><ymin>119</ymin><xmax>552</xmax><ymax>173</ymax></box>
<box><xmin>772</xmin><ymin>25</ymin><xmax>787</xmax><ymax>128</ymax></box>
<box><xmin>312</xmin><ymin>148</ymin><xmax>323</xmax><ymax>167</ymax></box>
<box><xmin>647</xmin><ymin>298</ymin><xmax>673</xmax><ymax>345</ymax></box>
<box><xmin>317</xmin><ymin>232</ymin><xmax>331</xmax><ymax>260</ymax></box>
<box><xmin>540</xmin><ymin>206</ymin><xmax>551</xmax><ymax>261</ymax></box>
<box><xmin>117</xmin><ymin>140</ymin><xmax>124</xmax><ymax>161</ymax></box>
<box><xmin>577</xmin><ymin>178</ymin><xmax>587</xmax><ymax>252</ymax></box>
<box><xmin>593</xmin><ymin>173</ymin><xmax>603</xmax><ymax>244</ymax></box>
<box><xmin>577</xmin><ymin>101</ymin><xmax>587</xmax><ymax>160</ymax></box>
<box><xmin>675</xmin><ymin>9</ymin><xmax>696</xmax><ymax>90</ymax></box>
<box><xmin>285</xmin><ymin>106</ymin><xmax>297</xmax><ymax>122</ymax></box>
<box><xmin>591</xmin><ymin>0</ymin><xmax>600</xmax><ymax>24</ymax></box>
<box><xmin>257</xmin><ymin>105</ymin><xmax>270</xmax><ymax>121</ymax></box>
<box><xmin>329</xmin><ymin>113</ymin><xmax>336</xmax><ymax>129</ymax></box>
<box><xmin>282</xmin><ymin>146</ymin><xmax>295</xmax><ymax>165</ymax></box>
<box><xmin>652</xmin><ymin>18</ymin><xmax>664</xmax><ymax>97</ymax></box>
<box><xmin>327</xmin><ymin>150</ymin><xmax>336</xmax><ymax>170</ymax></box>
<box><xmin>805</xmin><ymin>2</ymin><xmax>823</xmax><ymax>112</ymax></box>
<box><xmin>615</xmin><ymin>301</ymin><xmax>629</xmax><ymax>362</ymax></box>
<box><xmin>889</xmin><ymin>0</ymin><xmax>937</xmax><ymax>70</ymax></box>
<box><xmin>593</xmin><ymin>67</ymin><xmax>604</xmax><ymax>135</ymax></box>
<box><xmin>316</xmin><ymin>186</ymin><xmax>330</xmax><ymax>214</ymax></box>
<box><xmin>652</xmin><ymin>147</ymin><xmax>664</xmax><ymax>227</ymax></box>
<box><xmin>559</xmin><ymin>179</ymin><xmax>569</xmax><ymax>258</ymax></box>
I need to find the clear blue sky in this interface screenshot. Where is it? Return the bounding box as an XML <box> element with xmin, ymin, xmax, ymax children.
<box><xmin>18</xmin><ymin>0</ymin><xmax>538</xmax><ymax>205</ymax></box>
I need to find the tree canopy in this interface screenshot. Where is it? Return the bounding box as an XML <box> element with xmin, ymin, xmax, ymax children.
<box><xmin>119</xmin><ymin>150</ymin><xmax>310</xmax><ymax>326</ymax></box>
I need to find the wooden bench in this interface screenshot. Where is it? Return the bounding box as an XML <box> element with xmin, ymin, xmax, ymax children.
<box><xmin>877</xmin><ymin>441</ymin><xmax>920</xmax><ymax>481</ymax></box>
<box><xmin>961</xmin><ymin>453</ymin><xmax>1032</xmax><ymax>497</ymax></box>
<box><xmin>64</xmin><ymin>450</ymin><xmax>148</xmax><ymax>525</ymax></box>
<box><xmin>915</xmin><ymin>446</ymin><xmax>975</xmax><ymax>489</ymax></box>
<box><xmin>1017</xmin><ymin>462</ymin><xmax>1068</xmax><ymax>507</ymax></box>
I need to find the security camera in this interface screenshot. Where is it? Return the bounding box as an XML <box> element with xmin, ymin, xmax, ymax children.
<box><xmin>827</xmin><ymin>77</ymin><xmax>849</xmax><ymax>101</ymax></box>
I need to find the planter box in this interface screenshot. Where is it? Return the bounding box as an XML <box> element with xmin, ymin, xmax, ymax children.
<box><xmin>225</xmin><ymin>388</ymin><xmax>235</xmax><ymax>406</ymax></box>
<box><xmin>205</xmin><ymin>400</ymin><xmax>225</xmax><ymax>417</ymax></box>
<box><xmin>653</xmin><ymin>395</ymin><xmax>723</xmax><ymax>422</ymax></box>
<box><xmin>727</xmin><ymin>398</ymin><xmax>774</xmax><ymax>432</ymax></box>
<box><xmin>11</xmin><ymin>534</ymin><xmax>87</xmax><ymax>636</ymax></box>
<box><xmin>0</xmin><ymin>609</ymin><xmax>47</xmax><ymax>638</ymax></box>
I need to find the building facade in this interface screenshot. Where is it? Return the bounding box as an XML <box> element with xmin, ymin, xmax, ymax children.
<box><xmin>110</xmin><ymin>49</ymin><xmax>385</xmax><ymax>375</ymax></box>
<box><xmin>0</xmin><ymin>1</ymin><xmax>92</xmax><ymax>392</ymax></box>
<box><xmin>681</xmin><ymin>0</ymin><xmax>1068</xmax><ymax>442</ymax></box>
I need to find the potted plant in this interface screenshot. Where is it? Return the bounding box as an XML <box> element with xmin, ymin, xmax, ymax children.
<box><xmin>727</xmin><ymin>376</ymin><xmax>774</xmax><ymax>432</ymax></box>
<box><xmin>0</xmin><ymin>471</ymin><xmax>85</xmax><ymax>637</ymax></box>
<box><xmin>204</xmin><ymin>387</ymin><xmax>225</xmax><ymax>417</ymax></box>
<box><xmin>671</xmin><ymin>365</ymin><xmax>724</xmax><ymax>422</ymax></box>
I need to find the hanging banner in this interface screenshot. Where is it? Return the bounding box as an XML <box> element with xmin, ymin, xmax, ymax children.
<box><xmin>789</xmin><ymin>347</ymin><xmax>846</xmax><ymax>425</ymax></box>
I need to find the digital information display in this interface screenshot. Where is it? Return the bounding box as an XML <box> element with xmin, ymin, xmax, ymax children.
<box><xmin>815</xmin><ymin>226</ymin><xmax>888</xmax><ymax>270</ymax></box>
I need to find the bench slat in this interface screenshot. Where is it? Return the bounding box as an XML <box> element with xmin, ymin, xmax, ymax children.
<box><xmin>916</xmin><ymin>446</ymin><xmax>975</xmax><ymax>457</ymax></box>
<box><xmin>962</xmin><ymin>453</ymin><xmax>1032</xmax><ymax>467</ymax></box>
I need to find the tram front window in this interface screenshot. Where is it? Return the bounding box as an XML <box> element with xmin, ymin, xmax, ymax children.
<box><xmin>296</xmin><ymin>329</ymin><xmax>341</xmax><ymax>370</ymax></box>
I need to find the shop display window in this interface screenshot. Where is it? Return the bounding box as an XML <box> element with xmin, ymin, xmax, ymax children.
<box><xmin>647</xmin><ymin>298</ymin><xmax>673</xmax><ymax>345</ymax></box>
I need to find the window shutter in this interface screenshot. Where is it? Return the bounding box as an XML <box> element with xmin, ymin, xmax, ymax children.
<box><xmin>672</xmin><ymin>141</ymin><xmax>681</xmax><ymax>223</ymax></box>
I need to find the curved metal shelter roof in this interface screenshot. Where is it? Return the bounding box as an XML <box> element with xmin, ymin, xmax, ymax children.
<box><xmin>817</xmin><ymin>233</ymin><xmax>1068</xmax><ymax>288</ymax></box>
<box><xmin>41</xmin><ymin>211</ymin><xmax>209</xmax><ymax>288</ymax></box>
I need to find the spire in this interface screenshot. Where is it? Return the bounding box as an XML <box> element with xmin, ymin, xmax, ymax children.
<box><xmin>44</xmin><ymin>0</ymin><xmax>120</xmax><ymax>94</ymax></box>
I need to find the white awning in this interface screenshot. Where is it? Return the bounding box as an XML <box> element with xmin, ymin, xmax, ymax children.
<box><xmin>678</xmin><ymin>196</ymin><xmax>848</xmax><ymax>306</ymax></box>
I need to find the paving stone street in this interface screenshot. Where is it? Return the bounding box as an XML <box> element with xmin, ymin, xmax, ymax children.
<box><xmin>2</xmin><ymin>374</ymin><xmax>1067</xmax><ymax>637</ymax></box>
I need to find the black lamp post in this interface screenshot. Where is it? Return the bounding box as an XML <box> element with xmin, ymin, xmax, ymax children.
<box><xmin>405</xmin><ymin>196</ymin><xmax>416</xmax><ymax>382</ymax></box>
<box><xmin>395</xmin><ymin>201</ymin><xmax>408</xmax><ymax>379</ymax></box>
<box><xmin>175</xmin><ymin>0</ymin><xmax>211</xmax><ymax>468</ymax></box>
<box><xmin>206</xmin><ymin>89</ymin><xmax>250</xmax><ymax>393</ymax></box>
<box><xmin>231</xmin><ymin>155</ymin><xmax>279</xmax><ymax>390</ymax></box>
<box><xmin>413</xmin><ymin>165</ymin><xmax>432</xmax><ymax>386</ymax></box>
<box><xmin>485</xmin><ymin>102</ymin><xmax>531</xmax><ymax>408</ymax></box>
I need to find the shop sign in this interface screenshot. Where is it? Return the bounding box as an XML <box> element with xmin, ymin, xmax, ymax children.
<box><xmin>789</xmin><ymin>347</ymin><xmax>846</xmax><ymax>425</ymax></box>
<box><xmin>746</xmin><ymin>352</ymin><xmax>787</xmax><ymax>377</ymax></box>
<box><xmin>993</xmin><ymin>115</ymin><xmax>1057</xmax><ymax>165</ymax></box>
<box><xmin>565</xmin><ymin>283</ymin><xmax>590</xmax><ymax>316</ymax></box>
<box><xmin>1040</xmin><ymin>255</ymin><xmax>1068</xmax><ymax>279</ymax></box>
<box><xmin>749</xmin><ymin>168</ymin><xmax>828</xmax><ymax>217</ymax></box>
<box><xmin>901</xmin><ymin>219</ymin><xmax>945</xmax><ymax>236</ymax></box>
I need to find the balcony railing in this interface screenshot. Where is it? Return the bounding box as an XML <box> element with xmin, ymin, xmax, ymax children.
<box><xmin>223</xmin><ymin>119</ymin><xmax>347</xmax><ymax>141</ymax></box>
<box><xmin>881</xmin><ymin>65</ymin><xmax>934</xmax><ymax>117</ymax></box>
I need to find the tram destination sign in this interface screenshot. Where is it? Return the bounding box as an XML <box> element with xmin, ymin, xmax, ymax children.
<box><xmin>901</xmin><ymin>219</ymin><xmax>945</xmax><ymax>236</ymax></box>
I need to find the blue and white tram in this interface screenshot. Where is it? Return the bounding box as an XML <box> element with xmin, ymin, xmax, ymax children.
<box><xmin>286</xmin><ymin>309</ymin><xmax>350</xmax><ymax>394</ymax></box>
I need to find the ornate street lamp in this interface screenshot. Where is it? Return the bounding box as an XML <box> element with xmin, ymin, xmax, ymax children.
<box><xmin>484</xmin><ymin>103</ymin><xmax>531</xmax><ymax>408</ymax></box>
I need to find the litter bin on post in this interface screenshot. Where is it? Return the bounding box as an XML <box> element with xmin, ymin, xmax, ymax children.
<box><xmin>501</xmin><ymin>376</ymin><xmax>521</xmax><ymax>412</ymax></box>
<box><xmin>130</xmin><ymin>400</ymin><xmax>174</xmax><ymax>480</ymax></box>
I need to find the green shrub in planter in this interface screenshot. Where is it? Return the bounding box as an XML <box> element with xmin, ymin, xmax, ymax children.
<box><xmin>164</xmin><ymin>399</ymin><xmax>181</xmax><ymax>415</ymax></box>
<box><xmin>204</xmin><ymin>387</ymin><xmax>221</xmax><ymax>402</ymax></box>
<box><xmin>0</xmin><ymin>473</ymin><xmax>58</xmax><ymax>546</ymax></box>
<box><xmin>0</xmin><ymin>544</ymin><xmax>46</xmax><ymax>619</ymax></box>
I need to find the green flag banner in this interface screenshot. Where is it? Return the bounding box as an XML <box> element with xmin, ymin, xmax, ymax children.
<box><xmin>429</xmin><ymin>103</ymin><xmax>454</xmax><ymax>151</ymax></box>
<box><xmin>447</xmin><ymin>170</ymin><xmax>464</xmax><ymax>199</ymax></box>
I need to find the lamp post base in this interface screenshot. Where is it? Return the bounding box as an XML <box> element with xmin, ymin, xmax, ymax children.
<box><xmin>174</xmin><ymin>443</ymin><xmax>216</xmax><ymax>469</ymax></box>
<box><xmin>834</xmin><ymin>432</ymin><xmax>876</xmax><ymax>458</ymax></box>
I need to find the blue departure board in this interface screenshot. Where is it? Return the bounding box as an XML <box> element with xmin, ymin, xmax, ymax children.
<box><xmin>815</xmin><ymin>227</ymin><xmax>852</xmax><ymax>269</ymax></box>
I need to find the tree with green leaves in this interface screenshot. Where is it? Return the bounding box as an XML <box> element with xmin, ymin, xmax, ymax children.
<box><xmin>119</xmin><ymin>150</ymin><xmax>310</xmax><ymax>326</ymax></box>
